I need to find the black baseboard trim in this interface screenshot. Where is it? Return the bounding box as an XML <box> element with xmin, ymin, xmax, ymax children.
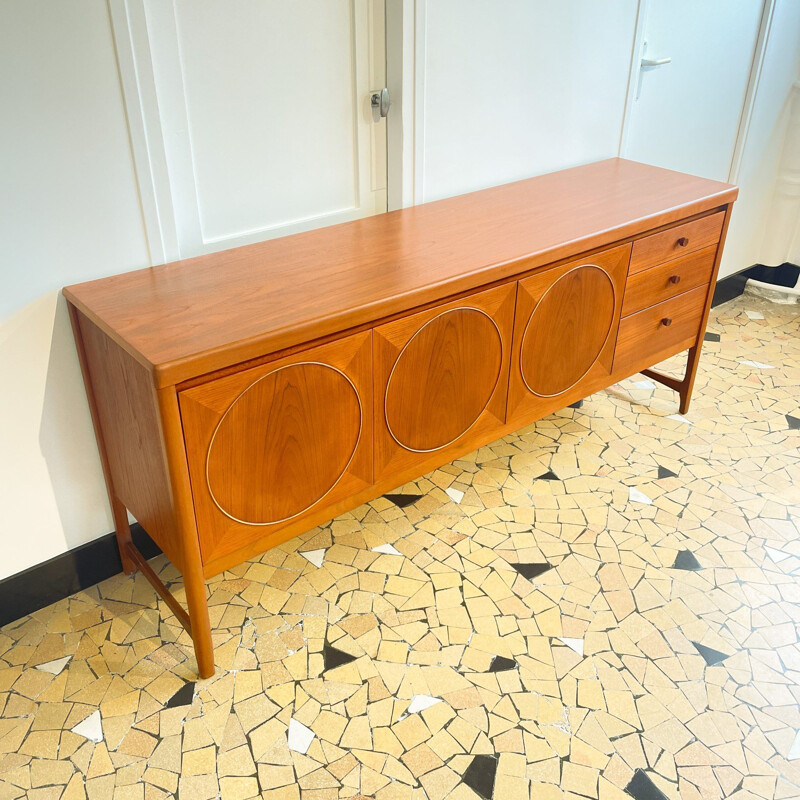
<box><xmin>0</xmin><ymin>524</ymin><xmax>161</xmax><ymax>629</ymax></box>
<box><xmin>712</xmin><ymin>262</ymin><xmax>799</xmax><ymax>308</ymax></box>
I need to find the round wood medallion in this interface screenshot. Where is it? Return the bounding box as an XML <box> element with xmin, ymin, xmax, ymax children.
<box><xmin>520</xmin><ymin>265</ymin><xmax>615</xmax><ymax>397</ymax></box>
<box><xmin>207</xmin><ymin>362</ymin><xmax>361</xmax><ymax>525</ymax></box>
<box><xmin>385</xmin><ymin>308</ymin><xmax>502</xmax><ymax>452</ymax></box>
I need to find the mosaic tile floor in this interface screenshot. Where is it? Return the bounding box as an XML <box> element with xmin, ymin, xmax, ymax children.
<box><xmin>2</xmin><ymin>293</ymin><xmax>800</xmax><ymax>800</ymax></box>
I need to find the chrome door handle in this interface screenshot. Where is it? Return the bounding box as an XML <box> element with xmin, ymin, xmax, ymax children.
<box><xmin>371</xmin><ymin>88</ymin><xmax>391</xmax><ymax>118</ymax></box>
<box><xmin>641</xmin><ymin>56</ymin><xmax>672</xmax><ymax>67</ymax></box>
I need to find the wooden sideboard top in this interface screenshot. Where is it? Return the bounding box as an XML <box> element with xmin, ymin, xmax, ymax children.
<box><xmin>64</xmin><ymin>158</ymin><xmax>737</xmax><ymax>387</ymax></box>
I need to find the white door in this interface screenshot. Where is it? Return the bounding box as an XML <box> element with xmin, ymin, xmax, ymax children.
<box><xmin>622</xmin><ymin>0</ymin><xmax>764</xmax><ymax>181</ymax></box>
<box><xmin>111</xmin><ymin>0</ymin><xmax>387</xmax><ymax>262</ymax></box>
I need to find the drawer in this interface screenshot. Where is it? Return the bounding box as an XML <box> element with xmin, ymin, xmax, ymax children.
<box><xmin>629</xmin><ymin>212</ymin><xmax>724</xmax><ymax>274</ymax></box>
<box><xmin>622</xmin><ymin>245</ymin><xmax>716</xmax><ymax>317</ymax></box>
<box><xmin>614</xmin><ymin>285</ymin><xmax>708</xmax><ymax>376</ymax></box>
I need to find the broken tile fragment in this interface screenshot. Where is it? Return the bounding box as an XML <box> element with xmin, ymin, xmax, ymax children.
<box><xmin>35</xmin><ymin>655</ymin><xmax>71</xmax><ymax>675</ymax></box>
<box><xmin>692</xmin><ymin>641</ymin><xmax>731</xmax><ymax>666</ymax></box>
<box><xmin>288</xmin><ymin>718</ymin><xmax>314</xmax><ymax>754</ymax></box>
<box><xmin>672</xmin><ymin>550</ymin><xmax>701</xmax><ymax>571</ymax></box>
<box><xmin>323</xmin><ymin>643</ymin><xmax>358</xmax><ymax>672</ymax></box>
<box><xmin>384</xmin><ymin>493</ymin><xmax>423</xmax><ymax>508</ymax></box>
<box><xmin>300</xmin><ymin>548</ymin><xmax>325</xmax><ymax>568</ymax></box>
<box><xmin>166</xmin><ymin>682</ymin><xmax>195</xmax><ymax>709</ymax></box>
<box><xmin>462</xmin><ymin>754</ymin><xmax>497</xmax><ymax>800</ymax></box>
<box><xmin>488</xmin><ymin>655</ymin><xmax>517</xmax><ymax>672</ymax></box>
<box><xmin>72</xmin><ymin>710</ymin><xmax>103</xmax><ymax>743</ymax></box>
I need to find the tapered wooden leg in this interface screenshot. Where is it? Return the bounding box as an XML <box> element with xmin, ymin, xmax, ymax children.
<box><xmin>678</xmin><ymin>344</ymin><xmax>702</xmax><ymax>414</ymax></box>
<box><xmin>642</xmin><ymin>342</ymin><xmax>704</xmax><ymax>416</ymax></box>
<box><xmin>639</xmin><ymin>348</ymin><xmax>700</xmax><ymax>414</ymax></box>
<box><xmin>110</xmin><ymin>496</ymin><xmax>136</xmax><ymax>574</ymax></box>
<box><xmin>184</xmin><ymin>568</ymin><xmax>215</xmax><ymax>678</ymax></box>
<box><xmin>157</xmin><ymin>385</ymin><xmax>216</xmax><ymax>678</ymax></box>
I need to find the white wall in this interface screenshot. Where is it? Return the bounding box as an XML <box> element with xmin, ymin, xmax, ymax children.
<box><xmin>0</xmin><ymin>0</ymin><xmax>150</xmax><ymax>579</ymax></box>
<box><xmin>720</xmin><ymin>0</ymin><xmax>800</xmax><ymax>277</ymax></box>
<box><xmin>416</xmin><ymin>0</ymin><xmax>639</xmax><ymax>202</ymax></box>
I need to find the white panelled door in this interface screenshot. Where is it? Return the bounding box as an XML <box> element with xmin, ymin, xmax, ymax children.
<box><xmin>113</xmin><ymin>0</ymin><xmax>387</xmax><ymax>261</ymax></box>
<box><xmin>623</xmin><ymin>0</ymin><xmax>763</xmax><ymax>181</ymax></box>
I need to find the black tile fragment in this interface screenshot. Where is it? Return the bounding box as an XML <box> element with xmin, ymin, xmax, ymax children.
<box><xmin>488</xmin><ymin>655</ymin><xmax>517</xmax><ymax>672</ymax></box>
<box><xmin>511</xmin><ymin>562</ymin><xmax>552</xmax><ymax>580</ymax></box>
<box><xmin>657</xmin><ymin>465</ymin><xmax>678</xmax><ymax>479</ymax></box>
<box><xmin>787</xmin><ymin>415</ymin><xmax>800</xmax><ymax>430</ymax></box>
<box><xmin>323</xmin><ymin>643</ymin><xmax>358</xmax><ymax>672</ymax></box>
<box><xmin>569</xmin><ymin>399</ymin><xmax>583</xmax><ymax>409</ymax></box>
<box><xmin>625</xmin><ymin>769</ymin><xmax>669</xmax><ymax>800</ymax></box>
<box><xmin>692</xmin><ymin>641</ymin><xmax>730</xmax><ymax>666</ymax></box>
<box><xmin>672</xmin><ymin>550</ymin><xmax>701</xmax><ymax>571</ymax></box>
<box><xmin>165</xmin><ymin>681</ymin><xmax>195</xmax><ymax>708</ymax></box>
<box><xmin>536</xmin><ymin>470</ymin><xmax>560</xmax><ymax>481</ymax></box>
<box><xmin>462</xmin><ymin>754</ymin><xmax>497</xmax><ymax>800</ymax></box>
<box><xmin>383</xmin><ymin>493</ymin><xmax>424</xmax><ymax>508</ymax></box>
<box><xmin>704</xmin><ymin>331</ymin><xmax>721</xmax><ymax>343</ymax></box>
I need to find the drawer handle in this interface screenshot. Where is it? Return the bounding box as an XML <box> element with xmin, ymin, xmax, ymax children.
<box><xmin>676</xmin><ymin>237</ymin><xmax>689</xmax><ymax>247</ymax></box>
<box><xmin>661</xmin><ymin>317</ymin><xmax>673</xmax><ymax>327</ymax></box>
<box><xmin>669</xmin><ymin>275</ymin><xmax>681</xmax><ymax>285</ymax></box>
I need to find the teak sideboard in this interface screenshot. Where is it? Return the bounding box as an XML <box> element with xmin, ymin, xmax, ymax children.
<box><xmin>64</xmin><ymin>159</ymin><xmax>738</xmax><ymax>677</ymax></box>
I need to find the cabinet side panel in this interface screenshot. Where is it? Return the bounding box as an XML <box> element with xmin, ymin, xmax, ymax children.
<box><xmin>77</xmin><ymin>312</ymin><xmax>184</xmax><ymax>569</ymax></box>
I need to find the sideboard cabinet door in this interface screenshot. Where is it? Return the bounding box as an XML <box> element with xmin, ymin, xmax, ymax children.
<box><xmin>179</xmin><ymin>331</ymin><xmax>372</xmax><ymax>571</ymax></box>
<box><xmin>507</xmin><ymin>244</ymin><xmax>631</xmax><ymax>423</ymax></box>
<box><xmin>373</xmin><ymin>282</ymin><xmax>516</xmax><ymax>481</ymax></box>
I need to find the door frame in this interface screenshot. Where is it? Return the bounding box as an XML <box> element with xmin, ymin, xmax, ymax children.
<box><xmin>110</xmin><ymin>0</ymin><xmax>411</xmax><ymax>265</ymax></box>
<box><xmin>617</xmin><ymin>0</ymin><xmax>775</xmax><ymax>183</ymax></box>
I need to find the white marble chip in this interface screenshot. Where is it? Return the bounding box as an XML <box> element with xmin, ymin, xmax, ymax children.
<box><xmin>745</xmin><ymin>310</ymin><xmax>765</xmax><ymax>320</ymax></box>
<box><xmin>300</xmin><ymin>549</ymin><xmax>325</xmax><ymax>568</ymax></box>
<box><xmin>789</xmin><ymin>731</ymin><xmax>800</xmax><ymax>761</ymax></box>
<box><xmin>288</xmin><ymin>718</ymin><xmax>314</xmax><ymax>754</ymax></box>
<box><xmin>407</xmin><ymin>695</ymin><xmax>441</xmax><ymax>714</ymax></box>
<box><xmin>765</xmin><ymin>546</ymin><xmax>790</xmax><ymax>563</ymax></box>
<box><xmin>629</xmin><ymin>487</ymin><xmax>653</xmax><ymax>506</ymax></box>
<box><xmin>632</xmin><ymin>379</ymin><xmax>656</xmax><ymax>390</ymax></box>
<box><xmin>35</xmin><ymin>655</ymin><xmax>71</xmax><ymax>675</ymax></box>
<box><xmin>445</xmin><ymin>487</ymin><xmax>465</xmax><ymax>504</ymax></box>
<box><xmin>372</xmin><ymin>543</ymin><xmax>402</xmax><ymax>556</ymax></box>
<box><xmin>72</xmin><ymin>710</ymin><xmax>103</xmax><ymax>743</ymax></box>
<box><xmin>738</xmin><ymin>359</ymin><xmax>773</xmax><ymax>370</ymax></box>
<box><xmin>558</xmin><ymin>637</ymin><xmax>584</xmax><ymax>657</ymax></box>
<box><xmin>667</xmin><ymin>414</ymin><xmax>692</xmax><ymax>424</ymax></box>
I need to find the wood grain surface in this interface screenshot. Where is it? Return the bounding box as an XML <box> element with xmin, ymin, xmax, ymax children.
<box><xmin>206</xmin><ymin>363</ymin><xmax>361</xmax><ymax>524</ymax></box>
<box><xmin>373</xmin><ymin>282</ymin><xmax>516</xmax><ymax>482</ymax></box>
<box><xmin>507</xmin><ymin>244</ymin><xmax>631</xmax><ymax>422</ymax></box>
<box><xmin>629</xmin><ymin>211</ymin><xmax>725</xmax><ymax>274</ymax></box>
<box><xmin>622</xmin><ymin>245</ymin><xmax>716</xmax><ymax>317</ymax></box>
<box><xmin>520</xmin><ymin>265</ymin><xmax>616</xmax><ymax>397</ymax></box>
<box><xmin>614</xmin><ymin>285</ymin><xmax>709</xmax><ymax>376</ymax></box>
<box><xmin>63</xmin><ymin>159</ymin><xmax>736</xmax><ymax>386</ymax></box>
<box><xmin>179</xmin><ymin>331</ymin><xmax>373</xmax><ymax>566</ymax></box>
<box><xmin>385</xmin><ymin>308</ymin><xmax>503</xmax><ymax>452</ymax></box>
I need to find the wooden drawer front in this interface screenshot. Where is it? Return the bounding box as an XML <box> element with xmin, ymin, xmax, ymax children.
<box><xmin>179</xmin><ymin>331</ymin><xmax>373</xmax><ymax>569</ymax></box>
<box><xmin>622</xmin><ymin>245</ymin><xmax>715</xmax><ymax>317</ymax></box>
<box><xmin>614</xmin><ymin>285</ymin><xmax>707</xmax><ymax>376</ymax></box>
<box><xmin>373</xmin><ymin>282</ymin><xmax>516</xmax><ymax>481</ymax></box>
<box><xmin>507</xmin><ymin>244</ymin><xmax>631</xmax><ymax>422</ymax></box>
<box><xmin>630</xmin><ymin>212</ymin><xmax>724</xmax><ymax>274</ymax></box>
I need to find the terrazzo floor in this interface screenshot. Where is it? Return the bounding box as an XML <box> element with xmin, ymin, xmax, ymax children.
<box><xmin>2</xmin><ymin>293</ymin><xmax>800</xmax><ymax>800</ymax></box>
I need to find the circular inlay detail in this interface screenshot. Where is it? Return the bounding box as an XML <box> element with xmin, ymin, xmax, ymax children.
<box><xmin>207</xmin><ymin>362</ymin><xmax>361</xmax><ymax>525</ymax></box>
<box><xmin>520</xmin><ymin>265</ymin><xmax>615</xmax><ymax>397</ymax></box>
<box><xmin>385</xmin><ymin>307</ymin><xmax>503</xmax><ymax>453</ymax></box>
